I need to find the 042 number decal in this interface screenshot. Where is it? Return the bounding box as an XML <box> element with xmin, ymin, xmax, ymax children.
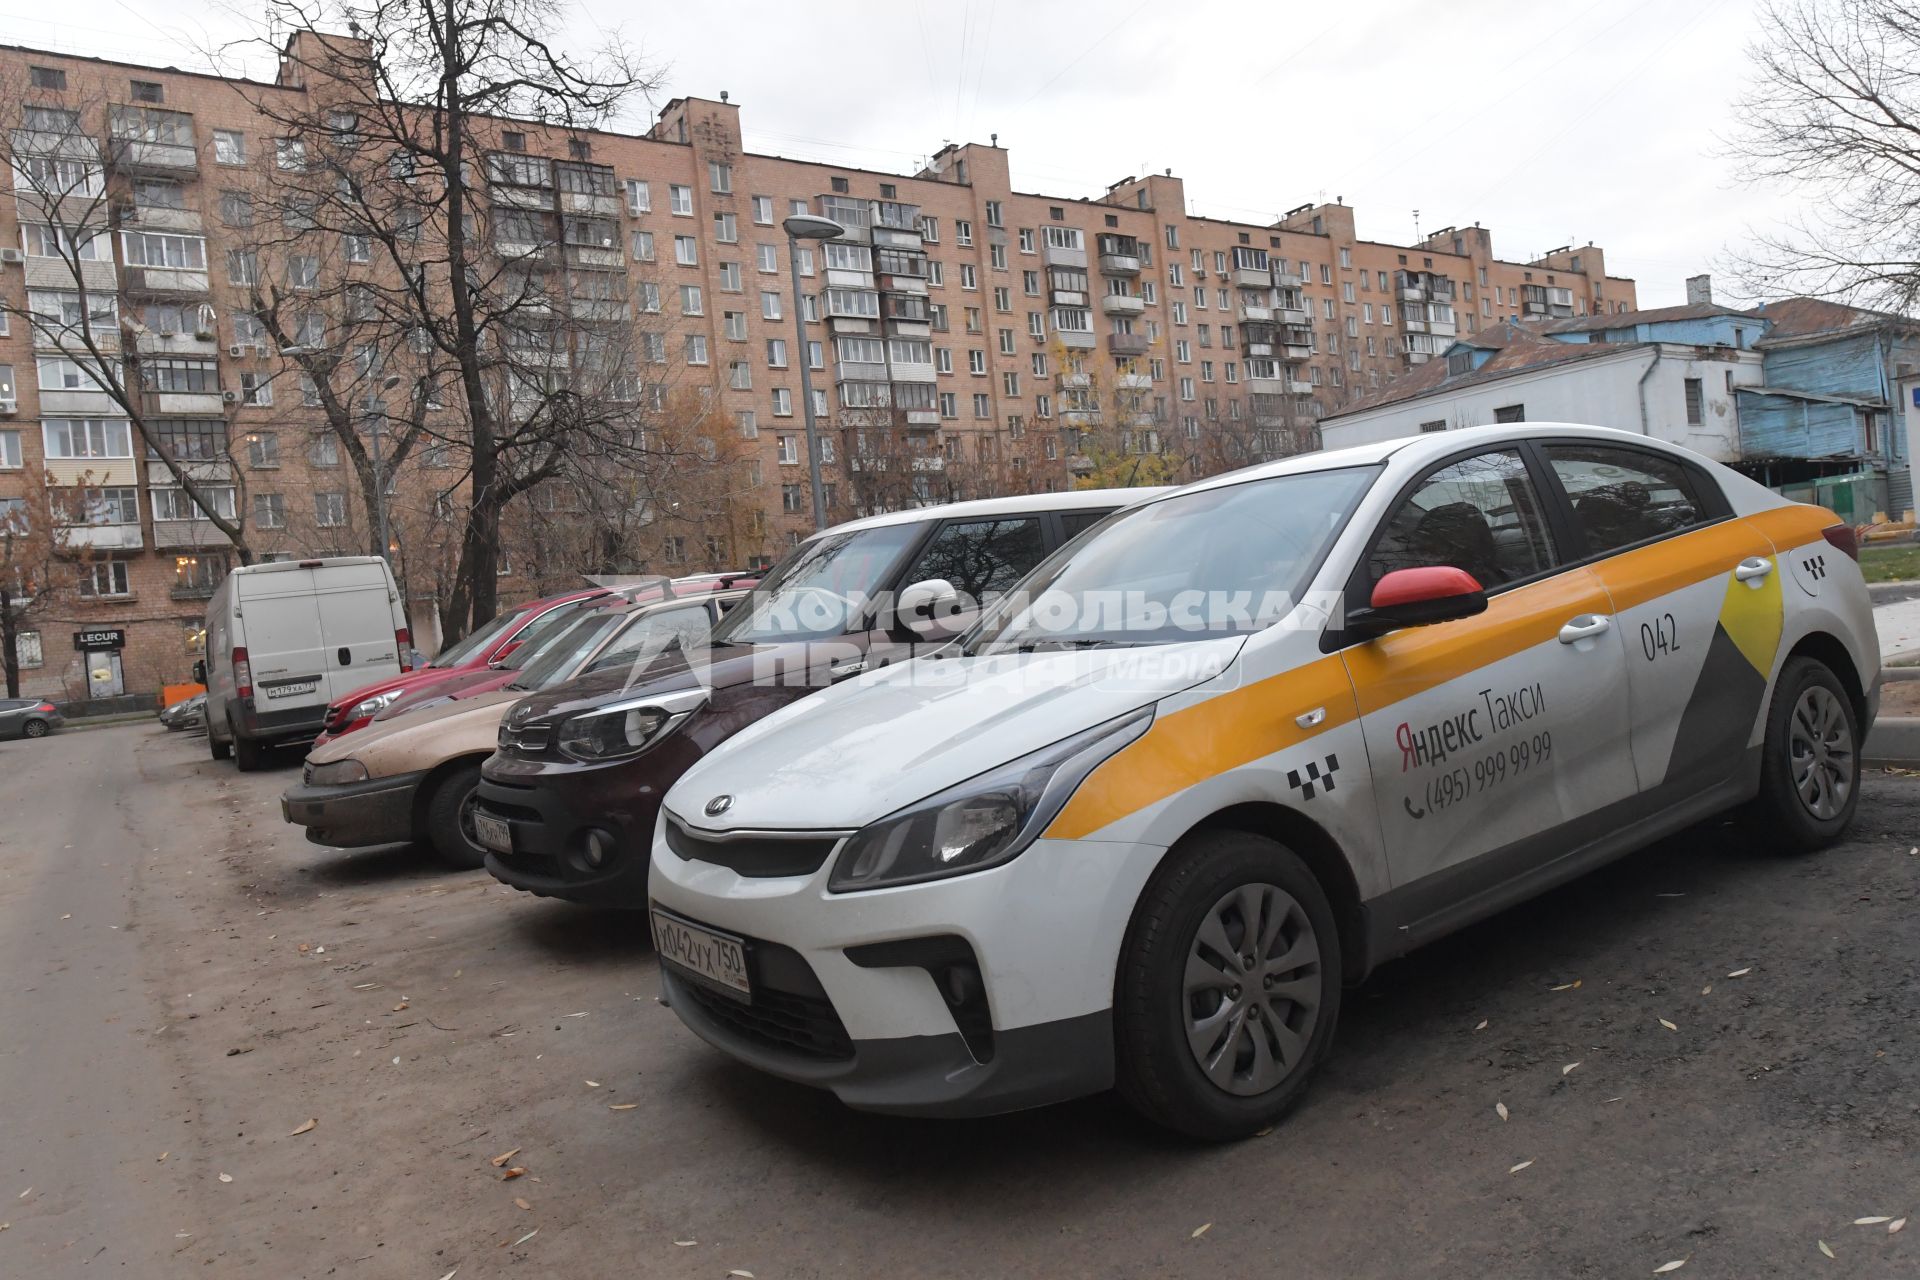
<box><xmin>1404</xmin><ymin>731</ymin><xmax>1553</xmax><ymax>820</ymax></box>
<box><xmin>1640</xmin><ymin>612</ymin><xmax>1682</xmax><ymax>663</ymax></box>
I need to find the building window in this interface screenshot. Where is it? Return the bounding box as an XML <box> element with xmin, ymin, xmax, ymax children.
<box><xmin>1493</xmin><ymin>404</ymin><xmax>1525</xmax><ymax>424</ymax></box>
<box><xmin>685</xmin><ymin>334</ymin><xmax>708</xmax><ymax>364</ymax></box>
<box><xmin>315</xmin><ymin>492</ymin><xmax>347</xmax><ymax>527</ymax></box>
<box><xmin>15</xmin><ymin>630</ymin><xmax>43</xmax><ymax>668</ymax></box>
<box><xmin>241</xmin><ymin>371</ymin><xmax>273</xmax><ymax>406</ymax></box>
<box><xmin>80</xmin><ymin>562</ymin><xmax>131</xmax><ymax>598</ymax></box>
<box><xmin>709</xmin><ymin>161</ymin><xmax>733</xmax><ymax>193</ymax></box>
<box><xmin>674</xmin><ymin>235</ymin><xmax>698</xmax><ymax>266</ymax></box>
<box><xmin>625</xmin><ymin>178</ymin><xmax>651</xmax><ymax>214</ymax></box>
<box><xmin>1684</xmin><ymin>377</ymin><xmax>1704</xmax><ymax>426</ymax></box>
<box><xmin>30</xmin><ymin>66</ymin><xmax>66</xmax><ymax>90</ymax></box>
<box><xmin>0</xmin><ymin>431</ymin><xmax>20</xmax><ymax>470</ymax></box>
<box><xmin>43</xmin><ymin>419</ymin><xmax>132</xmax><ymax>459</ymax></box>
<box><xmin>670</xmin><ymin>184</ymin><xmax>693</xmax><ymax>215</ymax></box>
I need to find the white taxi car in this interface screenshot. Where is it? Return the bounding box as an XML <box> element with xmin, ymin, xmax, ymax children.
<box><xmin>647</xmin><ymin>424</ymin><xmax>1878</xmax><ymax>1140</ymax></box>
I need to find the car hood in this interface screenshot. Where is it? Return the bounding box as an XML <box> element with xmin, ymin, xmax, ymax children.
<box><xmin>503</xmin><ymin>643</ymin><xmax>796</xmax><ymax>726</ymax></box>
<box><xmin>666</xmin><ymin>637</ymin><xmax>1245</xmax><ymax>833</ymax></box>
<box><xmin>328</xmin><ymin>664</ymin><xmax>473</xmax><ymax>715</ymax></box>
<box><xmin>308</xmin><ymin>687</ymin><xmax>522</xmax><ymax>770</ymax></box>
<box><xmin>377</xmin><ymin>666</ymin><xmax>513</xmax><ymax>719</ymax></box>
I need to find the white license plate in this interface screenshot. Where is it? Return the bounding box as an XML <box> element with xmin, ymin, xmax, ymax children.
<box><xmin>473</xmin><ymin>810</ymin><xmax>512</xmax><ymax>853</ymax></box>
<box><xmin>651</xmin><ymin>910</ymin><xmax>751</xmax><ymax>1001</ymax></box>
<box><xmin>262</xmin><ymin>679</ymin><xmax>319</xmax><ymax>700</ymax></box>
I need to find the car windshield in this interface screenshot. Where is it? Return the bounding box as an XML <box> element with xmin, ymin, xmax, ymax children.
<box><xmin>708</xmin><ymin>523</ymin><xmax>924</xmax><ymax>644</ymax></box>
<box><xmin>493</xmin><ymin>600</ymin><xmax>591</xmax><ymax>668</ymax></box>
<box><xmin>508</xmin><ymin>611</ymin><xmax>628</xmax><ymax>690</ymax></box>
<box><xmin>429</xmin><ymin>605</ymin><xmax>527</xmax><ymax>668</ymax></box>
<box><xmin>967</xmin><ymin>466</ymin><xmax>1377</xmax><ymax>652</ymax></box>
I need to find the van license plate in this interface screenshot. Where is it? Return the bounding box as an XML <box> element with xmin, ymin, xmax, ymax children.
<box><xmin>263</xmin><ymin>679</ymin><xmax>319</xmax><ymax>700</ymax></box>
<box><xmin>473</xmin><ymin>811</ymin><xmax>512</xmax><ymax>853</ymax></box>
<box><xmin>651</xmin><ymin>910</ymin><xmax>751</xmax><ymax>1001</ymax></box>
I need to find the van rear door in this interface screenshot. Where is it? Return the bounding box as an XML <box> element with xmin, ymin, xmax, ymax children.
<box><xmin>237</xmin><ymin>567</ymin><xmax>328</xmax><ymax>711</ymax></box>
<box><xmin>312</xmin><ymin>562</ymin><xmax>404</xmax><ymax>705</ymax></box>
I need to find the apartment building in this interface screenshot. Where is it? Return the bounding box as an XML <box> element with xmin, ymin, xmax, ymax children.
<box><xmin>0</xmin><ymin>34</ymin><xmax>1636</xmax><ymax>703</ymax></box>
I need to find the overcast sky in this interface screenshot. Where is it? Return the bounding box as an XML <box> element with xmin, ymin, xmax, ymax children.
<box><xmin>1</xmin><ymin>0</ymin><xmax>1795</xmax><ymax>306</ymax></box>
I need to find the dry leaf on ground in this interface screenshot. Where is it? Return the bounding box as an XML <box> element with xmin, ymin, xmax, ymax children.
<box><xmin>1890</xmin><ymin>1219</ymin><xmax>1907</xmax><ymax>1234</ymax></box>
<box><xmin>289</xmin><ymin>1119</ymin><xmax>316</xmax><ymax>1136</ymax></box>
<box><xmin>674</xmin><ymin>1240</ymin><xmax>697</xmax><ymax>1247</ymax></box>
<box><xmin>1509</xmin><ymin>1160</ymin><xmax>1533</xmax><ymax>1174</ymax></box>
<box><xmin>514</xmin><ymin>1197</ymin><xmax>531</xmax><ymax>1211</ymax></box>
<box><xmin>1659</xmin><ymin>1018</ymin><xmax>1678</xmax><ymax>1032</ymax></box>
<box><xmin>501</xmin><ymin>1167</ymin><xmax>527</xmax><ymax>1180</ymax></box>
<box><xmin>1727</xmin><ymin>968</ymin><xmax>1751</xmax><ymax>978</ymax></box>
<box><xmin>217</xmin><ymin>1173</ymin><xmax>232</xmax><ymax>1183</ymax></box>
<box><xmin>1191</xmin><ymin>1223</ymin><xmax>1211</xmax><ymax>1238</ymax></box>
<box><xmin>1818</xmin><ymin>1240</ymin><xmax>1834</xmax><ymax>1258</ymax></box>
<box><xmin>1474</xmin><ymin>1019</ymin><xmax>1489</xmax><ymax>1031</ymax></box>
<box><xmin>1562</xmin><ymin>1062</ymin><xmax>1581</xmax><ymax>1076</ymax></box>
<box><xmin>490</xmin><ymin>1148</ymin><xmax>520</xmax><ymax>1167</ymax></box>
<box><xmin>608</xmin><ymin>1103</ymin><xmax>639</xmax><ymax>1111</ymax></box>
<box><xmin>1854</xmin><ymin>1216</ymin><xmax>1892</xmax><ymax>1225</ymax></box>
<box><xmin>1653</xmin><ymin>1261</ymin><xmax>1687</xmax><ymax>1274</ymax></box>
<box><xmin>1496</xmin><ymin>1102</ymin><xmax>1509</xmax><ymax>1121</ymax></box>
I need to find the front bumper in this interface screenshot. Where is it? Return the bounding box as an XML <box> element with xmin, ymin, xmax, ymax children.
<box><xmin>281</xmin><ymin>769</ymin><xmax>427</xmax><ymax>848</ymax></box>
<box><xmin>477</xmin><ymin>745</ymin><xmax>696</xmax><ymax>907</ymax></box>
<box><xmin>648</xmin><ymin>820</ymin><xmax>1167</xmax><ymax>1118</ymax></box>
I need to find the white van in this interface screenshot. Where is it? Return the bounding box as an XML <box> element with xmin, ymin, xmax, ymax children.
<box><xmin>202</xmin><ymin>556</ymin><xmax>412</xmax><ymax>771</ymax></box>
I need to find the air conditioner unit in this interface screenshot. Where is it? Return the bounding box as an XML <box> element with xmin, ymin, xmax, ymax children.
<box><xmin>227</xmin><ymin>344</ymin><xmax>246</xmax><ymax>358</ymax></box>
<box><xmin>0</xmin><ymin>248</ymin><xmax>24</xmax><ymax>265</ymax></box>
<box><xmin>221</xmin><ymin>390</ymin><xmax>240</xmax><ymax>404</ymax></box>
<box><xmin>251</xmin><ymin>343</ymin><xmax>269</xmax><ymax>357</ymax></box>
<box><xmin>0</xmin><ymin>402</ymin><xmax>16</xmax><ymax>416</ymax></box>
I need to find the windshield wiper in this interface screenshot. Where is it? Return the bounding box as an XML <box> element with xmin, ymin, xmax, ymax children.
<box><xmin>1013</xmin><ymin>637</ymin><xmax>1157</xmax><ymax>653</ymax></box>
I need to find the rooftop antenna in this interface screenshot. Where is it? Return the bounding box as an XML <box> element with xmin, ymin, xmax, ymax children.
<box><xmin>1413</xmin><ymin>208</ymin><xmax>1422</xmax><ymax>241</ymax></box>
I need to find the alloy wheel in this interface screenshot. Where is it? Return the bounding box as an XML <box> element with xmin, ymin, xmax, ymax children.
<box><xmin>1182</xmin><ymin>882</ymin><xmax>1324</xmax><ymax>1096</ymax></box>
<box><xmin>1788</xmin><ymin>684</ymin><xmax>1853</xmax><ymax>821</ymax></box>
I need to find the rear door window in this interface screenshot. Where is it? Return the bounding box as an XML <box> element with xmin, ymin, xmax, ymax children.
<box><xmin>1543</xmin><ymin>444</ymin><xmax>1710</xmax><ymax>557</ymax></box>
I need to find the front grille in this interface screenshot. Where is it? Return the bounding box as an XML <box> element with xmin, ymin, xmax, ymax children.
<box><xmin>497</xmin><ymin>723</ymin><xmax>552</xmax><ymax>754</ymax></box>
<box><xmin>682</xmin><ymin>982</ymin><xmax>853</xmax><ymax>1061</ymax></box>
<box><xmin>665</xmin><ymin>817</ymin><xmax>840</xmax><ymax>878</ymax></box>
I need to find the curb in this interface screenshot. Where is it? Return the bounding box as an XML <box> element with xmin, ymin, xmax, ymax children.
<box><xmin>1865</xmin><ymin>714</ymin><xmax>1920</xmax><ymax>770</ymax></box>
<box><xmin>1868</xmin><ymin>579</ymin><xmax>1920</xmax><ymax>602</ymax></box>
<box><xmin>66</xmin><ymin>712</ymin><xmax>160</xmax><ymax>732</ymax></box>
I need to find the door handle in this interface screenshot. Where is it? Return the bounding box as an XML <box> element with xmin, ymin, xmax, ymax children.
<box><xmin>1734</xmin><ymin>556</ymin><xmax>1773</xmax><ymax>582</ymax></box>
<box><xmin>1558</xmin><ymin>613</ymin><xmax>1612</xmax><ymax>644</ymax></box>
<box><xmin>829</xmin><ymin>660</ymin><xmax>867</xmax><ymax>681</ymax></box>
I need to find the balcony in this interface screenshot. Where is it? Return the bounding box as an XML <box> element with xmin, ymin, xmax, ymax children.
<box><xmin>1056</xmin><ymin>372</ymin><xmax>1091</xmax><ymax>389</ymax></box>
<box><xmin>1057</xmin><ymin>329</ymin><xmax>1097</xmax><ymax>351</ymax></box>
<box><xmin>1098</xmin><ymin>252</ymin><xmax>1142</xmax><ymax>277</ymax></box>
<box><xmin>145</xmin><ymin>390</ymin><xmax>227</xmax><ymax>416</ymax></box>
<box><xmin>1428</xmin><ymin>319</ymin><xmax>1457</xmax><ymax>338</ymax></box>
<box><xmin>1287</xmin><ymin>379</ymin><xmax>1315</xmax><ymax>396</ymax></box>
<box><xmin>1232</xmin><ymin>266</ymin><xmax>1271</xmax><ymax>289</ymax></box>
<box><xmin>1116</xmin><ymin>372</ymin><xmax>1152</xmax><ymax>391</ymax></box>
<box><xmin>1101</xmin><ymin>294</ymin><xmax>1145</xmax><ymax>317</ymax></box>
<box><xmin>911</xmin><ymin>455</ymin><xmax>946</xmax><ymax>473</ymax></box>
<box><xmin>902</xmin><ymin>410</ymin><xmax>940</xmax><ymax>429</ymax></box>
<box><xmin>1278</xmin><ymin>307</ymin><xmax>1309</xmax><ymax>327</ymax></box>
<box><xmin>889</xmin><ymin>361</ymin><xmax>937</xmax><ymax>383</ymax></box>
<box><xmin>1106</xmin><ymin>332</ymin><xmax>1150</xmax><ymax>356</ymax></box>
<box><xmin>122</xmin><ymin>205</ymin><xmax>203</xmax><ymax>233</ymax></box>
<box><xmin>24</xmin><ymin>257</ymin><xmax>117</xmax><ymax>292</ymax></box>
<box><xmin>1283</xmin><ymin>341</ymin><xmax>1313</xmax><ymax>360</ymax></box>
<box><xmin>1272</xmin><ymin>270</ymin><xmax>1304</xmax><ymax>289</ymax></box>
<box><xmin>124</xmin><ymin>266</ymin><xmax>210</xmax><ymax>295</ymax></box>
<box><xmin>155</xmin><ymin>519</ymin><xmax>234</xmax><ymax>549</ymax></box>
<box><xmin>1247</xmin><ymin>376</ymin><xmax>1285</xmax><ymax>395</ymax></box>
<box><xmin>60</xmin><ymin>522</ymin><xmax>143</xmax><ymax>550</ymax></box>
<box><xmin>137</xmin><ymin>330</ymin><xmax>220</xmax><ymax>358</ymax></box>
<box><xmin>1238</xmin><ymin>303</ymin><xmax>1272</xmax><ymax>323</ymax></box>
<box><xmin>817</xmin><ymin>196</ymin><xmax>872</xmax><ymax>242</ymax></box>
<box><xmin>39</xmin><ymin>387</ymin><xmax>120</xmax><ymax>416</ymax></box>
<box><xmin>1245</xmin><ymin>341</ymin><xmax>1273</xmax><ymax>358</ymax></box>
<box><xmin>109</xmin><ymin>138</ymin><xmax>197</xmax><ymax>174</ymax></box>
<box><xmin>1044</xmin><ymin>242</ymin><xmax>1088</xmax><ymax>270</ymax></box>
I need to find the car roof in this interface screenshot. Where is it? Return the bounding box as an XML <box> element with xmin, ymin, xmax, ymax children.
<box><xmin>809</xmin><ymin>486</ymin><xmax>1172</xmax><ymax>539</ymax></box>
<box><xmin>1162</xmin><ymin>422</ymin><xmax>1707</xmax><ymax>501</ymax></box>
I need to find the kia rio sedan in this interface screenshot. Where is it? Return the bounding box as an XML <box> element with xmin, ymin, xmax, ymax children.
<box><xmin>648</xmin><ymin>424</ymin><xmax>1879</xmax><ymax>1140</ymax></box>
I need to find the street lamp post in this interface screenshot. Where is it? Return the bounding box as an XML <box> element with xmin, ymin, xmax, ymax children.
<box><xmin>782</xmin><ymin>213</ymin><xmax>845</xmax><ymax>531</ymax></box>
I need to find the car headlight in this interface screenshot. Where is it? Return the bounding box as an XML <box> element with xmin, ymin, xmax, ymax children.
<box><xmin>828</xmin><ymin>706</ymin><xmax>1153</xmax><ymax>893</ymax></box>
<box><xmin>346</xmin><ymin>690</ymin><xmax>402</xmax><ymax>721</ymax></box>
<box><xmin>308</xmin><ymin>759</ymin><xmax>370</xmax><ymax>785</ymax></box>
<box><xmin>554</xmin><ymin>688</ymin><xmax>708</xmax><ymax>763</ymax></box>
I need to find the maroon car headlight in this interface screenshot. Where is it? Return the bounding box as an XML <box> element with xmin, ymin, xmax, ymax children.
<box><xmin>345</xmin><ymin>689</ymin><xmax>403</xmax><ymax>722</ymax></box>
<box><xmin>552</xmin><ymin>687</ymin><xmax>709</xmax><ymax>763</ymax></box>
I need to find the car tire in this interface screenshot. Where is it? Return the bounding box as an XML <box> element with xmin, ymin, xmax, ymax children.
<box><xmin>21</xmin><ymin>718</ymin><xmax>48</xmax><ymax>739</ymax></box>
<box><xmin>1749</xmin><ymin>655</ymin><xmax>1860</xmax><ymax>852</ymax></box>
<box><xmin>231</xmin><ymin>718</ymin><xmax>264</xmax><ymax>772</ymax></box>
<box><xmin>209</xmin><ymin>724</ymin><xmax>231</xmax><ymax>760</ymax></box>
<box><xmin>422</xmin><ymin>763</ymin><xmax>487</xmax><ymax>871</ymax></box>
<box><xmin>1114</xmin><ymin>829</ymin><xmax>1342</xmax><ymax>1142</ymax></box>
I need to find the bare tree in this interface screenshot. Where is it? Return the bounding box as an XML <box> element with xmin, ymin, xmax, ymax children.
<box><xmin>0</xmin><ymin>467</ymin><xmax>96</xmax><ymax>697</ymax></box>
<box><xmin>222</xmin><ymin>2</ymin><xmax>660</xmax><ymax>637</ymax></box>
<box><xmin>1727</xmin><ymin>0</ymin><xmax>1920</xmax><ymax>306</ymax></box>
<box><xmin>0</xmin><ymin>80</ymin><xmax>255</xmax><ymax>559</ymax></box>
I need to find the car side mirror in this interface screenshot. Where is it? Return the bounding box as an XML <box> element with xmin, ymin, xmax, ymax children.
<box><xmin>895</xmin><ymin>577</ymin><xmax>969</xmax><ymax>637</ymax></box>
<box><xmin>191</xmin><ymin>659</ymin><xmax>207</xmax><ymax>685</ymax></box>
<box><xmin>1348</xmin><ymin>566</ymin><xmax>1488</xmax><ymax>638</ymax></box>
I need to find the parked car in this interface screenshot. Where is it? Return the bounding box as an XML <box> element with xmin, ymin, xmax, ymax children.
<box><xmin>282</xmin><ymin>585</ymin><xmax>748</xmax><ymax>867</ymax></box>
<box><xmin>0</xmin><ymin>698</ymin><xmax>64</xmax><ymax>739</ymax></box>
<box><xmin>368</xmin><ymin>574</ymin><xmax>758</xmax><ymax>725</ymax></box>
<box><xmin>311</xmin><ymin>585</ymin><xmax>611</xmax><ymax>747</ymax></box>
<box><xmin>203</xmin><ymin>557</ymin><xmax>412</xmax><ymax>771</ymax></box>
<box><xmin>647</xmin><ymin>424</ymin><xmax>1880</xmax><ymax>1139</ymax></box>
<box><xmin>477</xmin><ymin>488</ymin><xmax>1166</xmax><ymax>907</ymax></box>
<box><xmin>160</xmin><ymin>692</ymin><xmax>206</xmax><ymax>732</ymax></box>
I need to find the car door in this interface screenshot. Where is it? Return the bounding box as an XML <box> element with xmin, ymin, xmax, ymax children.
<box><xmin>1339</xmin><ymin>446</ymin><xmax>1641</xmax><ymax>894</ymax></box>
<box><xmin>1536</xmin><ymin>441</ymin><xmax>1778</xmax><ymax>798</ymax></box>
